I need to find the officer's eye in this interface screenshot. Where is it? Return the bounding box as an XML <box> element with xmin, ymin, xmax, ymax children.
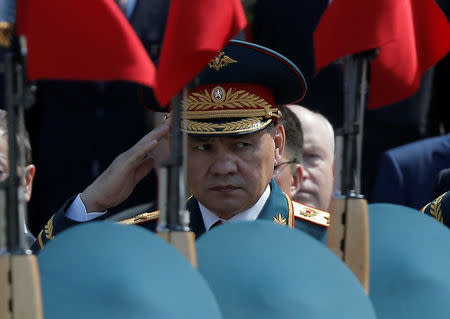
<box><xmin>304</xmin><ymin>154</ymin><xmax>322</xmax><ymax>165</ymax></box>
<box><xmin>306</xmin><ymin>154</ymin><xmax>320</xmax><ymax>160</ymax></box>
<box><xmin>236</xmin><ymin>142</ymin><xmax>251</xmax><ymax>148</ymax></box>
<box><xmin>195</xmin><ymin>144</ymin><xmax>211</xmax><ymax>151</ymax></box>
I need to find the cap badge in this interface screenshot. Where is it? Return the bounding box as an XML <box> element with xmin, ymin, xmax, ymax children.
<box><xmin>273</xmin><ymin>213</ymin><xmax>287</xmax><ymax>225</ymax></box>
<box><xmin>208</xmin><ymin>51</ymin><xmax>237</xmax><ymax>71</ymax></box>
<box><xmin>211</xmin><ymin>86</ymin><xmax>226</xmax><ymax>103</ymax></box>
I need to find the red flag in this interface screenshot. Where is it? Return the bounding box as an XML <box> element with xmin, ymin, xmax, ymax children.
<box><xmin>17</xmin><ymin>0</ymin><xmax>155</xmax><ymax>87</ymax></box>
<box><xmin>314</xmin><ymin>0</ymin><xmax>450</xmax><ymax>109</ymax></box>
<box><xmin>154</xmin><ymin>0</ymin><xmax>247</xmax><ymax>107</ymax></box>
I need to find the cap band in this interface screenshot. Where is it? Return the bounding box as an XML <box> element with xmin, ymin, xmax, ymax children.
<box><xmin>181</xmin><ymin>83</ymin><xmax>279</xmax><ymax>120</ymax></box>
<box><xmin>184</xmin><ymin>117</ymin><xmax>273</xmax><ymax>135</ymax></box>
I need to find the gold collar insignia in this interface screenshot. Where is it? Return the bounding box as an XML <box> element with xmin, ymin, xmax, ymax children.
<box><xmin>44</xmin><ymin>216</ymin><xmax>55</xmax><ymax>240</ymax></box>
<box><xmin>273</xmin><ymin>213</ymin><xmax>287</xmax><ymax>225</ymax></box>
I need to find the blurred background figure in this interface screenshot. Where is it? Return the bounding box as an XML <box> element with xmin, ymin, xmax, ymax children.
<box><xmin>0</xmin><ymin>109</ymin><xmax>36</xmax><ymax>246</ymax></box>
<box><xmin>433</xmin><ymin>168</ymin><xmax>450</xmax><ymax>199</ymax></box>
<box><xmin>371</xmin><ymin>134</ymin><xmax>450</xmax><ymax>210</ymax></box>
<box><xmin>286</xmin><ymin>105</ymin><xmax>335</xmax><ymax>211</ymax></box>
<box><xmin>273</xmin><ymin>105</ymin><xmax>303</xmax><ymax>199</ymax></box>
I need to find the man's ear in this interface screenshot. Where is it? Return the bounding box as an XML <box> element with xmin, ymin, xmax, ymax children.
<box><xmin>290</xmin><ymin>164</ymin><xmax>303</xmax><ymax>198</ymax></box>
<box><xmin>273</xmin><ymin>124</ymin><xmax>285</xmax><ymax>165</ymax></box>
<box><xmin>24</xmin><ymin>164</ymin><xmax>36</xmax><ymax>202</ymax></box>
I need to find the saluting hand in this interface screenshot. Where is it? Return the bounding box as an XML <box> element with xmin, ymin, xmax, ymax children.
<box><xmin>80</xmin><ymin>119</ymin><xmax>171</xmax><ymax>212</ymax></box>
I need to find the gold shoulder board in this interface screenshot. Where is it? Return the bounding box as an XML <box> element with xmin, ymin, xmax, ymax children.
<box><xmin>119</xmin><ymin>211</ymin><xmax>160</xmax><ymax>225</ymax></box>
<box><xmin>292</xmin><ymin>201</ymin><xmax>330</xmax><ymax>227</ymax></box>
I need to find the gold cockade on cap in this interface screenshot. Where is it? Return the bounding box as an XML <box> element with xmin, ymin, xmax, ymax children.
<box><xmin>208</xmin><ymin>51</ymin><xmax>237</xmax><ymax>71</ymax></box>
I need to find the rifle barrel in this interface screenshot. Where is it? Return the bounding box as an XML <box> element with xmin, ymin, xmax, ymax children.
<box><xmin>341</xmin><ymin>53</ymin><xmax>371</xmax><ymax>197</ymax></box>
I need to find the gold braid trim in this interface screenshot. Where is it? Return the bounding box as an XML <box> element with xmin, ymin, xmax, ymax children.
<box><xmin>185</xmin><ymin>117</ymin><xmax>272</xmax><ymax>134</ymax></box>
<box><xmin>44</xmin><ymin>217</ymin><xmax>55</xmax><ymax>240</ymax></box>
<box><xmin>429</xmin><ymin>193</ymin><xmax>445</xmax><ymax>223</ymax></box>
<box><xmin>119</xmin><ymin>211</ymin><xmax>160</xmax><ymax>225</ymax></box>
<box><xmin>181</xmin><ymin>108</ymin><xmax>279</xmax><ymax>120</ymax></box>
<box><xmin>283</xmin><ymin>192</ymin><xmax>294</xmax><ymax>228</ymax></box>
<box><xmin>37</xmin><ymin>231</ymin><xmax>44</xmax><ymax>249</ymax></box>
<box><xmin>185</xmin><ymin>88</ymin><xmax>275</xmax><ymax>118</ymax></box>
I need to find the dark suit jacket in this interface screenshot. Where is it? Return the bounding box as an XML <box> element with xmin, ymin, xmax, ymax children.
<box><xmin>371</xmin><ymin>134</ymin><xmax>450</xmax><ymax>210</ymax></box>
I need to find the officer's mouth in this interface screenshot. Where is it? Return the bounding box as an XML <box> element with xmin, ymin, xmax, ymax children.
<box><xmin>210</xmin><ymin>185</ymin><xmax>239</xmax><ymax>192</ymax></box>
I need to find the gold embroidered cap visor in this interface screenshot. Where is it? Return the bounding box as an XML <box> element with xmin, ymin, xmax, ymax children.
<box><xmin>141</xmin><ymin>40</ymin><xmax>307</xmax><ymax>135</ymax></box>
<box><xmin>179</xmin><ymin>82</ymin><xmax>277</xmax><ymax>135</ymax></box>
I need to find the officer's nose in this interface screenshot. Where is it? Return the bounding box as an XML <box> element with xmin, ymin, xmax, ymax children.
<box><xmin>209</xmin><ymin>153</ymin><xmax>238</xmax><ymax>176</ymax></box>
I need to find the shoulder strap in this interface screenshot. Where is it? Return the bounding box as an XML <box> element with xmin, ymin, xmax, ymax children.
<box><xmin>292</xmin><ymin>201</ymin><xmax>330</xmax><ymax>227</ymax></box>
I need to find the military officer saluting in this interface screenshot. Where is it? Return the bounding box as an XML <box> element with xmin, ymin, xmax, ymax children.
<box><xmin>35</xmin><ymin>40</ymin><xmax>329</xmax><ymax>249</ymax></box>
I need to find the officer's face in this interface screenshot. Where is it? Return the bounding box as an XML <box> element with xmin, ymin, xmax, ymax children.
<box><xmin>273</xmin><ymin>153</ymin><xmax>302</xmax><ymax>199</ymax></box>
<box><xmin>293</xmin><ymin>113</ymin><xmax>334</xmax><ymax>210</ymax></box>
<box><xmin>0</xmin><ymin>132</ymin><xmax>8</xmax><ymax>182</ymax></box>
<box><xmin>187</xmin><ymin>126</ymin><xmax>282</xmax><ymax>219</ymax></box>
<box><xmin>0</xmin><ymin>132</ymin><xmax>35</xmax><ymax>202</ymax></box>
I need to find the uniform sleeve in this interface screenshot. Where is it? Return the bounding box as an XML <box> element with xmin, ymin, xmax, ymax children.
<box><xmin>32</xmin><ymin>196</ymin><xmax>105</xmax><ymax>252</ymax></box>
<box><xmin>65</xmin><ymin>194</ymin><xmax>106</xmax><ymax>222</ymax></box>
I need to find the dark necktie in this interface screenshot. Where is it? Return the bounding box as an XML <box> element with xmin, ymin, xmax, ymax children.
<box><xmin>209</xmin><ymin>220</ymin><xmax>223</xmax><ymax>230</ymax></box>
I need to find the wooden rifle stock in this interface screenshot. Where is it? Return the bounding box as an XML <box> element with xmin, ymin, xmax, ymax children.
<box><xmin>0</xmin><ymin>47</ymin><xmax>43</xmax><ymax>318</ymax></box>
<box><xmin>0</xmin><ymin>255</ymin><xmax>43</xmax><ymax>319</ymax></box>
<box><xmin>328</xmin><ymin>197</ymin><xmax>370</xmax><ymax>293</ymax></box>
<box><xmin>157</xmin><ymin>231</ymin><xmax>197</xmax><ymax>267</ymax></box>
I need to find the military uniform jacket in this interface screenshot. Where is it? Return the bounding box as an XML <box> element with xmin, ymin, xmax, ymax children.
<box><xmin>35</xmin><ymin>180</ymin><xmax>329</xmax><ymax>251</ymax></box>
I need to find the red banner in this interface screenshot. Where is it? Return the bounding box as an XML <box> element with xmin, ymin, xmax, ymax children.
<box><xmin>154</xmin><ymin>0</ymin><xmax>247</xmax><ymax>107</ymax></box>
<box><xmin>17</xmin><ymin>0</ymin><xmax>155</xmax><ymax>87</ymax></box>
<box><xmin>314</xmin><ymin>0</ymin><xmax>450</xmax><ymax>109</ymax></box>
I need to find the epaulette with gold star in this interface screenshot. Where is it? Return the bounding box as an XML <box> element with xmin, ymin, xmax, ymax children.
<box><xmin>292</xmin><ymin>201</ymin><xmax>330</xmax><ymax>227</ymax></box>
<box><xmin>119</xmin><ymin>211</ymin><xmax>160</xmax><ymax>225</ymax></box>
